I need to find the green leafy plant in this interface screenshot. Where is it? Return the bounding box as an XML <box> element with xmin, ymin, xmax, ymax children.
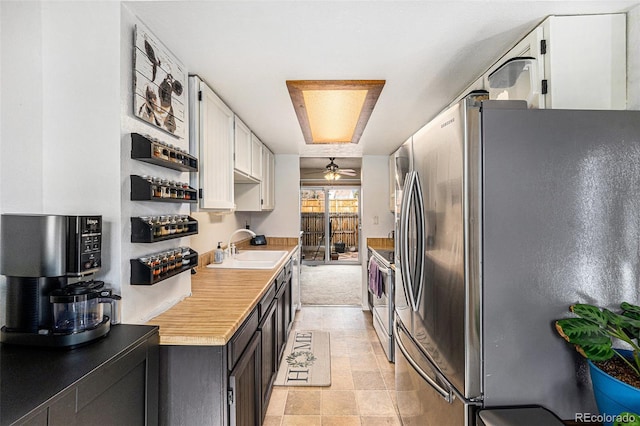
<box><xmin>614</xmin><ymin>412</ymin><xmax>640</xmax><ymax>426</ymax></box>
<box><xmin>555</xmin><ymin>302</ymin><xmax>640</xmax><ymax>379</ymax></box>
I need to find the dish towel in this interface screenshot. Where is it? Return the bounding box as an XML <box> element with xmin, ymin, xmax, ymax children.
<box><xmin>368</xmin><ymin>256</ymin><xmax>383</xmax><ymax>298</ymax></box>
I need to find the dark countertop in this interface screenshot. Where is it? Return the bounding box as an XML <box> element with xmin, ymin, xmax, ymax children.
<box><xmin>1</xmin><ymin>324</ymin><xmax>158</xmax><ymax>425</ymax></box>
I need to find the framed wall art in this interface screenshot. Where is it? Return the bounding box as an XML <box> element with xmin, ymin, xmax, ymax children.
<box><xmin>133</xmin><ymin>22</ymin><xmax>186</xmax><ymax>138</ymax></box>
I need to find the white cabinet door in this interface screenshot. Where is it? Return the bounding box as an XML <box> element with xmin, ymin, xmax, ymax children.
<box><xmin>234</xmin><ymin>117</ymin><xmax>252</xmax><ymax>176</ymax></box>
<box><xmin>261</xmin><ymin>148</ymin><xmax>275</xmax><ymax>211</ymax></box>
<box><xmin>542</xmin><ymin>14</ymin><xmax>626</xmax><ymax>110</ymax></box>
<box><xmin>235</xmin><ymin>147</ymin><xmax>274</xmax><ymax>212</ymax></box>
<box><xmin>189</xmin><ymin>76</ymin><xmax>235</xmax><ymax>211</ymax></box>
<box><xmin>251</xmin><ymin>134</ymin><xmax>263</xmax><ymax>181</ymax></box>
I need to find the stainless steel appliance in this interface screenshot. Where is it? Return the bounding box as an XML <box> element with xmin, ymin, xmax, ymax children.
<box><xmin>1</xmin><ymin>214</ymin><xmax>119</xmax><ymax>347</ymax></box>
<box><xmin>394</xmin><ymin>95</ymin><xmax>640</xmax><ymax>424</ymax></box>
<box><xmin>367</xmin><ymin>247</ymin><xmax>394</xmax><ymax>362</ymax></box>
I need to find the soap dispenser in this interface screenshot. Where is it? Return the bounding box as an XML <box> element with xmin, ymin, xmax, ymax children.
<box><xmin>214</xmin><ymin>242</ymin><xmax>224</xmax><ymax>264</ymax></box>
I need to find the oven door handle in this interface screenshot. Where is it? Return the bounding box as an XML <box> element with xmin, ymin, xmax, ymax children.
<box><xmin>369</xmin><ymin>255</ymin><xmax>391</xmax><ymax>275</ymax></box>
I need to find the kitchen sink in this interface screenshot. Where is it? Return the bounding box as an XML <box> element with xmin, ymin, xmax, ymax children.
<box><xmin>206</xmin><ymin>250</ymin><xmax>289</xmax><ymax>270</ymax></box>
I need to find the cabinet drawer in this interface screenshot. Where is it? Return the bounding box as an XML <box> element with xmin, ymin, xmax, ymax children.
<box><xmin>275</xmin><ymin>267</ymin><xmax>287</xmax><ymax>291</ymax></box>
<box><xmin>228</xmin><ymin>307</ymin><xmax>259</xmax><ymax>370</ymax></box>
<box><xmin>259</xmin><ymin>282</ymin><xmax>276</xmax><ymax>320</ymax></box>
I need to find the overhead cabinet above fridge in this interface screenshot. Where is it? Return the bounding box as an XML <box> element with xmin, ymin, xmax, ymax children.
<box><xmin>451</xmin><ymin>14</ymin><xmax>627</xmax><ymax>109</ymax></box>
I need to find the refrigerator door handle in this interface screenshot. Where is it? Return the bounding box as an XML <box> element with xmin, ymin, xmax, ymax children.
<box><xmin>395</xmin><ymin>318</ymin><xmax>453</xmax><ymax>403</ymax></box>
<box><xmin>400</xmin><ymin>171</ymin><xmax>425</xmax><ymax>312</ymax></box>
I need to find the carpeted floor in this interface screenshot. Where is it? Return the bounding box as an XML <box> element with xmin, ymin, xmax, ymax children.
<box><xmin>300</xmin><ymin>264</ymin><xmax>363</xmax><ymax>306</ymax></box>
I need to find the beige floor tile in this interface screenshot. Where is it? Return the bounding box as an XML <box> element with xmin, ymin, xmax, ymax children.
<box><xmin>349</xmin><ymin>342</ymin><xmax>374</xmax><ymax>355</ymax></box>
<box><xmin>262</xmin><ymin>415</ymin><xmax>283</xmax><ymax>426</ymax></box>
<box><xmin>380</xmin><ymin>370</ymin><xmax>395</xmax><ymax>390</ymax></box>
<box><xmin>266</xmin><ymin>388</ymin><xmax>288</xmax><ymax>416</ymax></box>
<box><xmin>285</xmin><ymin>390</ymin><xmax>322</xmax><ymax>415</ymax></box>
<box><xmin>327</xmin><ymin>369</ymin><xmax>355</xmax><ymax>390</ymax></box>
<box><xmin>376</xmin><ymin>355</ymin><xmax>394</xmax><ymax>370</ymax></box>
<box><xmin>349</xmin><ymin>352</ymin><xmax>379</xmax><ymax>371</ymax></box>
<box><xmin>282</xmin><ymin>415</ymin><xmax>322</xmax><ymax>426</ymax></box>
<box><xmin>355</xmin><ymin>391</ymin><xmax>397</xmax><ymax>416</ymax></box>
<box><xmin>322</xmin><ymin>390</ymin><xmax>359</xmax><ymax>415</ymax></box>
<box><xmin>352</xmin><ymin>371</ymin><xmax>386</xmax><ymax>390</ymax></box>
<box><xmin>359</xmin><ymin>416</ymin><xmax>402</xmax><ymax>425</ymax></box>
<box><xmin>275</xmin><ymin>306</ymin><xmax>401</xmax><ymax>425</ymax></box>
<box><xmin>287</xmin><ymin>386</ymin><xmax>327</xmax><ymax>392</ymax></box>
<box><xmin>322</xmin><ymin>415</ymin><xmax>362</xmax><ymax>425</ymax></box>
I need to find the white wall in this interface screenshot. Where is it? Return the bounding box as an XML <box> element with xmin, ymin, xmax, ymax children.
<box><xmin>249</xmin><ymin>154</ymin><xmax>301</xmax><ymax>238</ymax></box>
<box><xmin>629</xmin><ymin>4</ymin><xmax>640</xmax><ymax>109</ymax></box>
<box><xmin>360</xmin><ymin>155</ymin><xmax>395</xmax><ymax>305</ymax></box>
<box><xmin>0</xmin><ymin>1</ymin><xmax>122</xmax><ymax>323</ymax></box>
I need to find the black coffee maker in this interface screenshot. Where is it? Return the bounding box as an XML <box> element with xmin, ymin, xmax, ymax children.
<box><xmin>1</xmin><ymin>214</ymin><xmax>120</xmax><ymax>348</ymax></box>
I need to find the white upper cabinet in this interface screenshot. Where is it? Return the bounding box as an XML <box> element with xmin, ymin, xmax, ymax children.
<box><xmin>483</xmin><ymin>14</ymin><xmax>626</xmax><ymax>110</ymax></box>
<box><xmin>235</xmin><ymin>147</ymin><xmax>275</xmax><ymax>212</ymax></box>
<box><xmin>251</xmin><ymin>134</ymin><xmax>263</xmax><ymax>181</ymax></box>
<box><xmin>261</xmin><ymin>148</ymin><xmax>275</xmax><ymax>211</ymax></box>
<box><xmin>234</xmin><ymin>116</ymin><xmax>252</xmax><ymax>178</ymax></box>
<box><xmin>234</xmin><ymin>117</ymin><xmax>263</xmax><ymax>183</ymax></box>
<box><xmin>189</xmin><ymin>76</ymin><xmax>235</xmax><ymax>211</ymax></box>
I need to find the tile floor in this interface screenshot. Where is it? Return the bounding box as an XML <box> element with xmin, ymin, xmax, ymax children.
<box><xmin>264</xmin><ymin>306</ymin><xmax>401</xmax><ymax>425</ymax></box>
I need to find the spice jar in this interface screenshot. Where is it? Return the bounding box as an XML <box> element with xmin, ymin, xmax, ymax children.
<box><xmin>160</xmin><ymin>142</ymin><xmax>170</xmax><ymax>161</ymax></box>
<box><xmin>160</xmin><ymin>252</ymin><xmax>169</xmax><ymax>274</ymax></box>
<box><xmin>169</xmin><ymin>216</ymin><xmax>177</xmax><ymax>234</ymax></box>
<box><xmin>153</xmin><ymin>143</ymin><xmax>162</xmax><ymax>159</ymax></box>
<box><xmin>175</xmin><ymin>249</ymin><xmax>183</xmax><ymax>268</ymax></box>
<box><xmin>151</xmin><ymin>255</ymin><xmax>161</xmax><ymax>278</ymax></box>
<box><xmin>151</xmin><ymin>216</ymin><xmax>162</xmax><ymax>238</ymax></box>
<box><xmin>169</xmin><ymin>181</ymin><xmax>178</xmax><ymax>199</ymax></box>
<box><xmin>176</xmin><ymin>183</ymin><xmax>185</xmax><ymax>199</ymax></box>
<box><xmin>168</xmin><ymin>250</ymin><xmax>176</xmax><ymax>271</ymax></box>
<box><xmin>181</xmin><ymin>247</ymin><xmax>191</xmax><ymax>265</ymax></box>
<box><xmin>160</xmin><ymin>179</ymin><xmax>169</xmax><ymax>198</ymax></box>
<box><xmin>158</xmin><ymin>216</ymin><xmax>167</xmax><ymax>236</ymax></box>
<box><xmin>176</xmin><ymin>216</ymin><xmax>184</xmax><ymax>234</ymax></box>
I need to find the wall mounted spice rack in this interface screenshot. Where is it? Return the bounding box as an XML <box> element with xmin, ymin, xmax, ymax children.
<box><xmin>131</xmin><ymin>215</ymin><xmax>199</xmax><ymax>243</ymax></box>
<box><xmin>131</xmin><ymin>133</ymin><xmax>198</xmax><ymax>172</ymax></box>
<box><xmin>130</xmin><ymin>175</ymin><xmax>197</xmax><ymax>203</ymax></box>
<box><xmin>130</xmin><ymin>248</ymin><xmax>199</xmax><ymax>285</ymax></box>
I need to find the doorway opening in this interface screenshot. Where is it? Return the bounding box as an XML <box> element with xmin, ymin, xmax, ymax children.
<box><xmin>300</xmin><ymin>187</ymin><xmax>360</xmax><ymax>265</ymax></box>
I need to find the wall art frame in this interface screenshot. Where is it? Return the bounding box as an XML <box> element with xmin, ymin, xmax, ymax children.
<box><xmin>133</xmin><ymin>22</ymin><xmax>186</xmax><ymax>139</ymax></box>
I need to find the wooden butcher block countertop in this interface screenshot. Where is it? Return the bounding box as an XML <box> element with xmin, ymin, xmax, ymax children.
<box><xmin>147</xmin><ymin>243</ymin><xmax>298</xmax><ymax>346</ymax></box>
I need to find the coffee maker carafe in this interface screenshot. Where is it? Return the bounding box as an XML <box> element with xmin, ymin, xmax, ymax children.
<box><xmin>1</xmin><ymin>214</ymin><xmax>120</xmax><ymax>348</ymax></box>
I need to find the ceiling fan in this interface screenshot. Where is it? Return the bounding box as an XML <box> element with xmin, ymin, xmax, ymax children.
<box><xmin>322</xmin><ymin>158</ymin><xmax>357</xmax><ymax>180</ymax></box>
<box><xmin>302</xmin><ymin>158</ymin><xmax>358</xmax><ymax>181</ymax></box>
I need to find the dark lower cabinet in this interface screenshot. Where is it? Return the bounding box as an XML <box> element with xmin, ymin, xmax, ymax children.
<box><xmin>158</xmin><ymin>255</ymin><xmax>296</xmax><ymax>426</ymax></box>
<box><xmin>259</xmin><ymin>300</ymin><xmax>278</xmax><ymax>422</ymax></box>
<box><xmin>228</xmin><ymin>331</ymin><xmax>261</xmax><ymax>426</ymax></box>
<box><xmin>1</xmin><ymin>325</ymin><xmax>159</xmax><ymax>426</ymax></box>
<box><xmin>276</xmin><ymin>263</ymin><xmax>294</xmax><ymax>364</ymax></box>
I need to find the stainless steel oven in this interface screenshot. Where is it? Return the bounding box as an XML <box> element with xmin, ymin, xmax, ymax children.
<box><xmin>367</xmin><ymin>248</ymin><xmax>394</xmax><ymax>362</ymax></box>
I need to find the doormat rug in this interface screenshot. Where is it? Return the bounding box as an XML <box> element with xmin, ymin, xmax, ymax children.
<box><xmin>274</xmin><ymin>330</ymin><xmax>331</xmax><ymax>387</ymax></box>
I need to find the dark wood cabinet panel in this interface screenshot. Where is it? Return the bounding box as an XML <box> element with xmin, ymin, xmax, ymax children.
<box><xmin>1</xmin><ymin>325</ymin><xmax>159</xmax><ymax>426</ymax></box>
<box><xmin>228</xmin><ymin>332</ymin><xmax>261</xmax><ymax>426</ymax></box>
<box><xmin>259</xmin><ymin>300</ymin><xmax>277</xmax><ymax>422</ymax></box>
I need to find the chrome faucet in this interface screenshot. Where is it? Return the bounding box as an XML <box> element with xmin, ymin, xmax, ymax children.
<box><xmin>227</xmin><ymin>229</ymin><xmax>257</xmax><ymax>255</ymax></box>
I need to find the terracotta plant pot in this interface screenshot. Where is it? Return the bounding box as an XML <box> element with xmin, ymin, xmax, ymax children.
<box><xmin>588</xmin><ymin>350</ymin><xmax>640</xmax><ymax>426</ymax></box>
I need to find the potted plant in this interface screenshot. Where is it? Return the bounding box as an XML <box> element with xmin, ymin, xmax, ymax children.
<box><xmin>555</xmin><ymin>302</ymin><xmax>640</xmax><ymax>425</ymax></box>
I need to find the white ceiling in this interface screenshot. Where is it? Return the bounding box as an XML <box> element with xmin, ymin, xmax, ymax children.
<box><xmin>126</xmin><ymin>0</ymin><xmax>639</xmax><ymax>159</ymax></box>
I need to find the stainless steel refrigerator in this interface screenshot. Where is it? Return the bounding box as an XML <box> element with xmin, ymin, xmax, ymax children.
<box><xmin>394</xmin><ymin>95</ymin><xmax>640</xmax><ymax>424</ymax></box>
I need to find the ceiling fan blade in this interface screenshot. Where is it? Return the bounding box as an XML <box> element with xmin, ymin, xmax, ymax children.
<box><xmin>338</xmin><ymin>170</ymin><xmax>357</xmax><ymax>176</ymax></box>
<box><xmin>340</xmin><ymin>168</ymin><xmax>356</xmax><ymax>173</ymax></box>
